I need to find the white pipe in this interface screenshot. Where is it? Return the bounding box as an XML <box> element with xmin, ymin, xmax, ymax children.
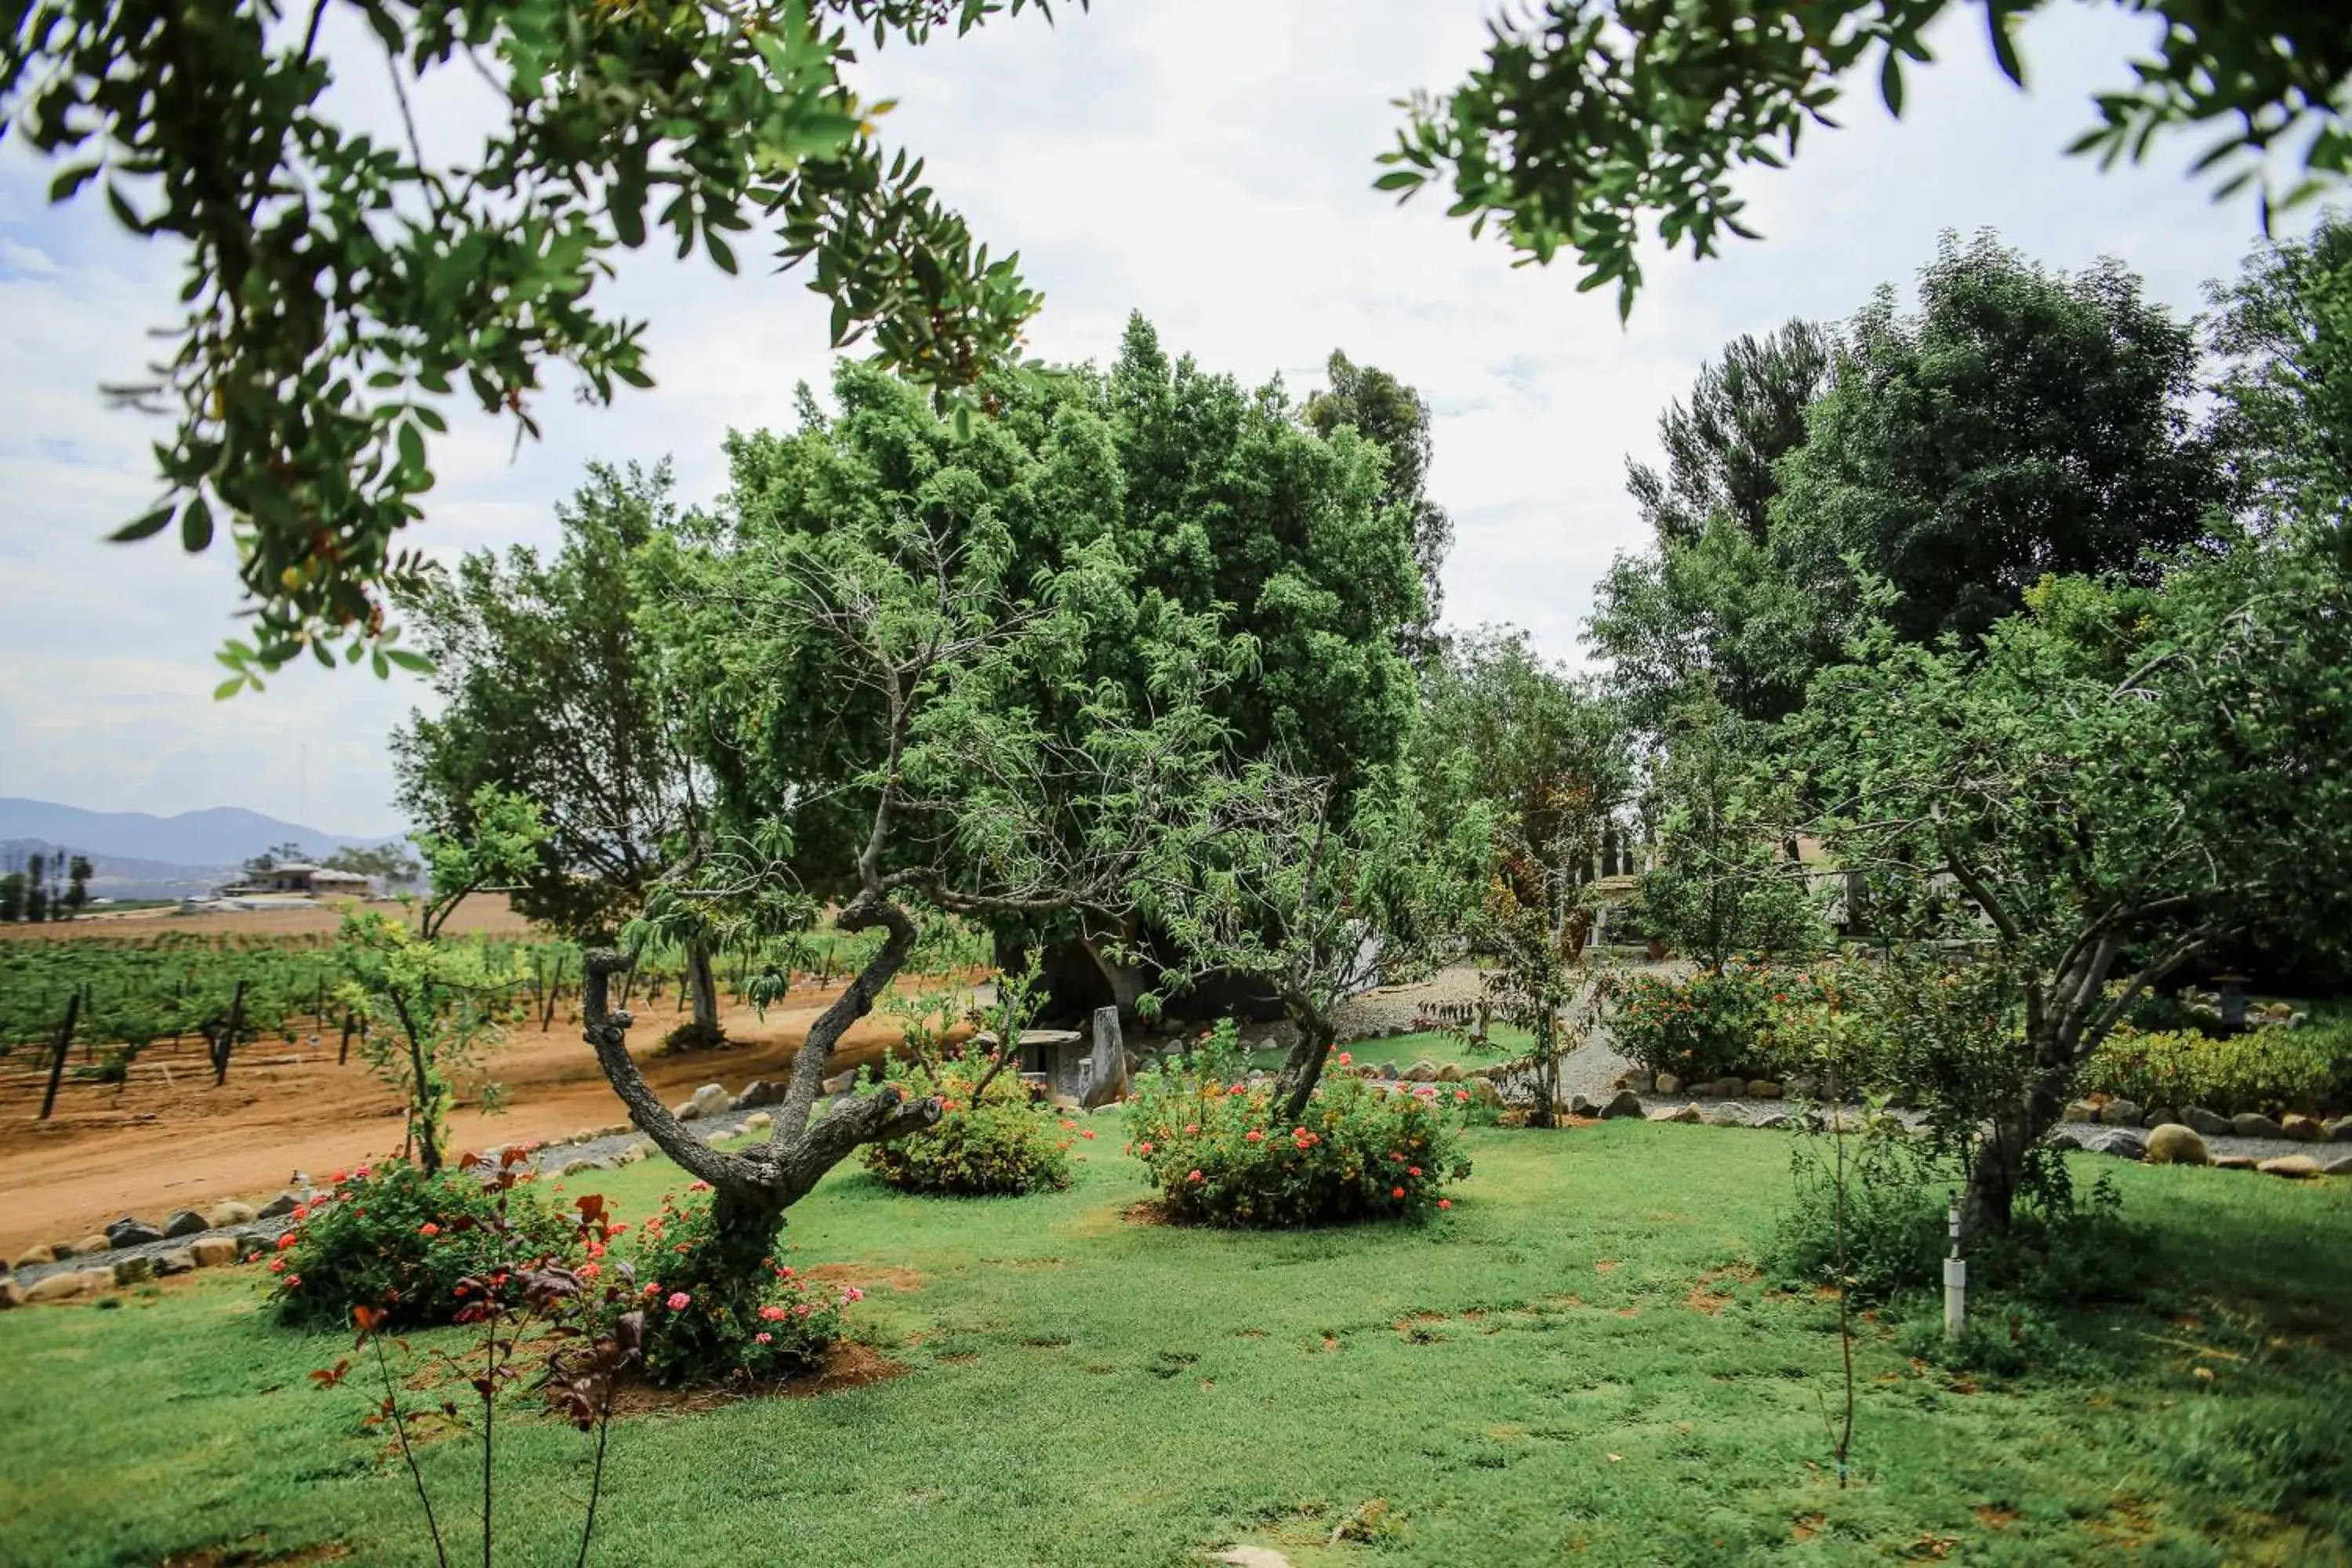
<box><xmin>1944</xmin><ymin>1194</ymin><xmax>1966</xmax><ymax>1337</ymax></box>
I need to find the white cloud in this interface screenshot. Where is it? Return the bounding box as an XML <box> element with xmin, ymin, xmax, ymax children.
<box><xmin>0</xmin><ymin>0</ymin><xmax>2285</xmax><ymax>833</ymax></box>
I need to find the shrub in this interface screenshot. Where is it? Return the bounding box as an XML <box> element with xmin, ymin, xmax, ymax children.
<box><xmin>1126</xmin><ymin>1023</ymin><xmax>1472</xmax><ymax>1226</ymax></box>
<box><xmin>860</xmin><ymin>1054</ymin><xmax>1074</xmax><ymax>1196</ymax></box>
<box><xmin>621</xmin><ymin>1186</ymin><xmax>860</xmax><ymax>1387</ymax></box>
<box><xmin>1607</xmin><ymin>963</ymin><xmax>1789</xmax><ymax>1083</ymax></box>
<box><xmin>2080</xmin><ymin>1023</ymin><xmax>2350</xmax><ymax>1115</ymax></box>
<box><xmin>271</xmin><ymin>1157</ymin><xmax>576</xmax><ymax>1330</ymax></box>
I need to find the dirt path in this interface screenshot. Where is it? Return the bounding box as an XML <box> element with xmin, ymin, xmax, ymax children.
<box><xmin>0</xmin><ymin>984</ymin><xmax>942</xmax><ymax>1255</ymax></box>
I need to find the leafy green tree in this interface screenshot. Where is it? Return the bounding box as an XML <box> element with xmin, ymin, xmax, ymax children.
<box><xmin>1628</xmin><ymin>684</ymin><xmax>1821</xmax><ymax>972</ymax></box>
<box><xmin>334</xmin><ymin>909</ymin><xmax>525</xmax><ymax>1175</ymax></box>
<box><xmin>5</xmin><ymin>0</ymin><xmax>1073</xmax><ymax>685</ymax></box>
<box><xmin>24</xmin><ymin>852</ymin><xmax>47</xmax><ymax>924</ymax></box>
<box><xmin>1151</xmin><ymin>766</ymin><xmax>1490</xmax><ymax>1123</ymax></box>
<box><xmin>2207</xmin><ymin>211</ymin><xmax>2352</xmax><ymax>533</ymax></box>
<box><xmin>1788</xmin><ymin>538</ymin><xmax>2352</xmax><ymax>1231</ymax></box>
<box><xmin>1304</xmin><ymin>350</ymin><xmax>1454</xmax><ymax>642</ymax></box>
<box><xmin>64</xmin><ymin>856</ymin><xmax>93</xmax><ymax>918</ymax></box>
<box><xmin>0</xmin><ymin>871</ymin><xmax>25</xmax><ymax>924</ymax></box>
<box><xmin>1589</xmin><ymin>512</ymin><xmax>1852</xmax><ymax>733</ymax></box>
<box><xmin>1628</xmin><ymin>318</ymin><xmax>1834</xmax><ymax>548</ymax></box>
<box><xmin>1775</xmin><ymin>231</ymin><xmax>2224</xmax><ymax>645</ymax></box>
<box><xmin>321</xmin><ymin>842</ymin><xmax>424</xmax><ymax>890</ymax></box>
<box><xmin>394</xmin><ymin>461</ymin><xmax>732</xmax><ymax>1042</ymax></box>
<box><xmin>606</xmin><ymin>497</ymin><xmax>1236</xmax><ymax>1259</ymax></box>
<box><xmin>412</xmin><ymin>786</ymin><xmax>548</xmax><ymax>941</ymax></box>
<box><xmin>710</xmin><ymin>321</ymin><xmax>1425</xmax><ymax>1011</ymax></box>
<box><xmin>1380</xmin><ymin>0</ymin><xmax>2351</xmax><ymax>314</ymax></box>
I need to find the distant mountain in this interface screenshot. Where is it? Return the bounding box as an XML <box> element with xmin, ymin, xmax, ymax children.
<box><xmin>0</xmin><ymin>798</ymin><xmax>401</xmax><ymax>868</ymax></box>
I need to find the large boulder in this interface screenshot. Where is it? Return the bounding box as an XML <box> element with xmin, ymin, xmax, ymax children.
<box><xmin>821</xmin><ymin>1069</ymin><xmax>861</xmax><ymax>1095</ymax></box>
<box><xmin>24</xmin><ymin>1271</ymin><xmax>93</xmax><ymax>1305</ymax></box>
<box><xmin>2084</xmin><ymin>1128</ymin><xmax>2147</xmax><ymax>1160</ymax></box>
<box><xmin>205</xmin><ymin>1200</ymin><xmax>258</xmax><ymax>1229</ymax></box>
<box><xmin>1702</xmin><ymin>1077</ymin><xmax>1749</xmax><ymax>1099</ymax></box>
<box><xmin>2213</xmin><ymin>1154</ymin><xmax>2259</xmax><ymax>1171</ymax></box>
<box><xmin>1654</xmin><ymin>1073</ymin><xmax>1682</xmax><ymax>1096</ymax></box>
<box><xmin>0</xmin><ymin>1277</ymin><xmax>23</xmax><ymax>1310</ymax></box>
<box><xmin>1469</xmin><ymin>1078</ymin><xmax>1504</xmax><ymax>1109</ymax></box>
<box><xmin>2143</xmin><ymin>1108</ymin><xmax>2180</xmax><ymax>1132</ymax></box>
<box><xmin>73</xmin><ymin>1233</ymin><xmax>107</xmax><ymax>1258</ymax></box>
<box><xmin>1599</xmin><ymin>1090</ymin><xmax>1646</xmax><ymax>1120</ymax></box>
<box><xmin>1648</xmin><ymin>1102</ymin><xmax>1705</xmax><ymax>1125</ymax></box>
<box><xmin>1752</xmin><ymin>1112</ymin><xmax>1793</xmax><ymax>1131</ymax></box>
<box><xmin>2230</xmin><ymin>1112</ymin><xmax>2285</xmax><ymax>1139</ymax></box>
<box><xmin>191</xmin><ymin>1238</ymin><xmax>239</xmax><ymax>1269</ymax></box>
<box><xmin>154</xmin><ymin>1248</ymin><xmax>198</xmax><ymax>1277</ymax></box>
<box><xmin>105</xmin><ymin>1217</ymin><xmax>164</xmax><ymax>1249</ymax></box>
<box><xmin>2183</xmin><ymin>1106</ymin><xmax>2232</xmax><ymax>1137</ymax></box>
<box><xmin>2324</xmin><ymin>1116</ymin><xmax>2352</xmax><ymax>1143</ymax></box>
<box><xmin>163</xmin><ymin>1209</ymin><xmax>209</xmax><ymax>1239</ymax></box>
<box><xmin>735</xmin><ymin>1079</ymin><xmax>792</xmax><ymax>1110</ymax></box>
<box><xmin>1567</xmin><ymin>1093</ymin><xmax>1601</xmax><ymax>1117</ymax></box>
<box><xmin>112</xmin><ymin>1255</ymin><xmax>155</xmax><ymax>1287</ymax></box>
<box><xmin>2062</xmin><ymin>1102</ymin><xmax>2101</xmax><ymax>1124</ymax></box>
<box><xmin>2323</xmin><ymin>1153</ymin><xmax>2352</xmax><ymax>1177</ymax></box>
<box><xmin>2099</xmin><ymin>1100</ymin><xmax>2146</xmax><ymax>1128</ymax></box>
<box><xmin>1402</xmin><ymin>1059</ymin><xmax>1439</xmax><ymax>1083</ymax></box>
<box><xmin>1617</xmin><ymin>1070</ymin><xmax>1655</xmax><ymax>1094</ymax></box>
<box><xmin>2257</xmin><ymin>1154</ymin><xmax>2322</xmax><ymax>1180</ymax></box>
<box><xmin>11</xmin><ymin>1244</ymin><xmax>55</xmax><ymax>1271</ymax></box>
<box><xmin>2280</xmin><ymin>1114</ymin><xmax>2325</xmax><ymax>1143</ymax></box>
<box><xmin>1747</xmin><ymin>1080</ymin><xmax>1784</xmax><ymax>1100</ymax></box>
<box><xmin>1436</xmin><ymin>1062</ymin><xmax>1466</xmax><ymax>1083</ymax></box>
<box><xmin>2143</xmin><ymin>1123</ymin><xmax>2209</xmax><ymax>1166</ymax></box>
<box><xmin>673</xmin><ymin>1082</ymin><xmax>733</xmax><ymax>1122</ymax></box>
<box><xmin>257</xmin><ymin>1192</ymin><xmax>302</xmax><ymax>1220</ymax></box>
<box><xmin>1704</xmin><ymin>1105</ymin><xmax>1750</xmax><ymax>1128</ymax></box>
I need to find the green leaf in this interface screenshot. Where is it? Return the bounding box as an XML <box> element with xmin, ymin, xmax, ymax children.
<box><xmin>372</xmin><ymin>648</ymin><xmax>391</xmax><ymax>679</ymax></box>
<box><xmin>1878</xmin><ymin>49</ymin><xmax>1904</xmax><ymax>117</ymax></box>
<box><xmin>1985</xmin><ymin>10</ymin><xmax>2025</xmax><ymax>86</ymax></box>
<box><xmin>707</xmin><ymin>230</ymin><xmax>739</xmax><ymax>274</ymax></box>
<box><xmin>213</xmin><ymin>677</ymin><xmax>246</xmax><ymax>701</ymax></box>
<box><xmin>110</xmin><ymin>505</ymin><xmax>174</xmax><ymax>543</ymax></box>
<box><xmin>179</xmin><ymin>495</ymin><xmax>213</xmax><ymax>551</ymax></box>
<box><xmin>385</xmin><ymin>648</ymin><xmax>434</xmax><ymax>673</ymax></box>
<box><xmin>49</xmin><ymin>162</ymin><xmax>102</xmax><ymax>202</ymax></box>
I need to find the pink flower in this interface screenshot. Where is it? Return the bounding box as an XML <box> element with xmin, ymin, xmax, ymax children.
<box><xmin>1337</xmin><ymin>1052</ymin><xmax>1352</xmax><ymax>1066</ymax></box>
<box><xmin>418</xmin><ymin>1222</ymin><xmax>439</xmax><ymax>1237</ymax></box>
<box><xmin>579</xmin><ymin>1262</ymin><xmax>601</xmax><ymax>1282</ymax></box>
<box><xmin>354</xmin><ymin>1165</ymin><xmax>372</xmax><ymax>1179</ymax></box>
<box><xmin>1454</xmin><ymin>1090</ymin><xmax>1470</xmax><ymax>1104</ymax></box>
<box><xmin>1245</xmin><ymin>1130</ymin><xmax>1265</xmax><ymax>1143</ymax></box>
<box><xmin>291</xmin><ymin>1205</ymin><xmax>309</xmax><ymax>1221</ymax></box>
<box><xmin>760</xmin><ymin>1305</ymin><xmax>787</xmax><ymax>1322</ymax></box>
<box><xmin>755</xmin><ymin>1332</ymin><xmax>773</xmax><ymax>1345</ymax></box>
<box><xmin>285</xmin><ymin>1274</ymin><xmax>300</xmax><ymax>1287</ymax></box>
<box><xmin>1184</xmin><ymin>1123</ymin><xmax>1199</xmax><ymax>1135</ymax></box>
<box><xmin>844</xmin><ymin>1286</ymin><xmax>866</xmax><ymax>1302</ymax></box>
<box><xmin>276</xmin><ymin>1232</ymin><xmax>298</xmax><ymax>1250</ymax></box>
<box><xmin>688</xmin><ymin>1180</ymin><xmax>711</xmax><ymax>1192</ymax></box>
<box><xmin>269</xmin><ymin>1258</ymin><xmax>285</xmax><ymax>1273</ymax></box>
<box><xmin>1138</xmin><ymin>1141</ymin><xmax>1155</xmax><ymax>1156</ymax></box>
<box><xmin>666</xmin><ymin>1291</ymin><xmax>691</xmax><ymax>1311</ymax></box>
<box><xmin>1408</xmin><ymin>1167</ymin><xmax>1422</xmax><ymax>1178</ymax></box>
<box><xmin>1438</xmin><ymin>1199</ymin><xmax>1452</xmax><ymax>1210</ymax></box>
<box><xmin>1187</xmin><ymin>1169</ymin><xmax>1204</xmax><ymax>1182</ymax></box>
<box><xmin>1080</xmin><ymin>1129</ymin><xmax>1096</xmax><ymax>1141</ymax></box>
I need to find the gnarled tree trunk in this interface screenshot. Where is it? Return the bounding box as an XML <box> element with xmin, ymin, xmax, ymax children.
<box><xmin>580</xmin><ymin>897</ymin><xmax>940</xmax><ymax>1258</ymax></box>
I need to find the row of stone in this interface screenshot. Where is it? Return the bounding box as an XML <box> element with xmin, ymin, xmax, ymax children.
<box><xmin>2057</xmin><ymin>1121</ymin><xmax>2352</xmax><ymax>1178</ymax></box>
<box><xmin>2060</xmin><ymin>1100</ymin><xmax>2351</xmax><ymax>1142</ymax></box>
<box><xmin>1617</xmin><ymin>1070</ymin><xmax>1788</xmax><ymax>1100</ymax></box>
<box><xmin>2</xmin><ymin>1231</ymin><xmax>261</xmax><ymax>1308</ymax></box>
<box><xmin>7</xmin><ymin>1195</ymin><xmax>299</xmax><ymax>1276</ymax></box>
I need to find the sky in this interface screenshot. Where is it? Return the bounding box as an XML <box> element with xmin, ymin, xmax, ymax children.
<box><xmin>0</xmin><ymin>2</ymin><xmax>2288</xmax><ymax>839</ymax></box>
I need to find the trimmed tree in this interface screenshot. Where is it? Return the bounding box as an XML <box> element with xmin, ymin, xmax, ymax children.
<box><xmin>1788</xmin><ymin>538</ymin><xmax>2352</xmax><ymax>1231</ymax></box>
<box><xmin>591</xmin><ymin>503</ymin><xmax>1233</xmax><ymax>1261</ymax></box>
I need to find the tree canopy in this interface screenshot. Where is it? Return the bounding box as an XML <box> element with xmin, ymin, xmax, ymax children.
<box><xmin>6</xmin><ymin>0</ymin><xmax>1073</xmax><ymax>685</ymax></box>
<box><xmin>1380</xmin><ymin>0</ymin><xmax>2352</xmax><ymax>314</ymax></box>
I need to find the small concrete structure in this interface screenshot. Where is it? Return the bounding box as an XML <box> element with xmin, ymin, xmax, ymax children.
<box><xmin>221</xmin><ymin>863</ymin><xmax>370</xmax><ymax>898</ymax></box>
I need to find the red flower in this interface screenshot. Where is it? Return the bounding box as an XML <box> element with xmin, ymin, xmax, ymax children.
<box><xmin>1138</xmin><ymin>1141</ymin><xmax>1155</xmax><ymax>1156</ymax></box>
<box><xmin>1187</xmin><ymin>1169</ymin><xmax>1204</xmax><ymax>1182</ymax></box>
<box><xmin>1245</xmin><ymin>1131</ymin><xmax>1265</xmax><ymax>1143</ymax></box>
<box><xmin>418</xmin><ymin>1222</ymin><xmax>439</xmax><ymax>1237</ymax></box>
<box><xmin>666</xmin><ymin>1291</ymin><xmax>691</xmax><ymax>1310</ymax></box>
<box><xmin>1438</xmin><ymin>1199</ymin><xmax>1453</xmax><ymax>1210</ymax></box>
<box><xmin>1408</xmin><ymin>1167</ymin><xmax>1422</xmax><ymax>1177</ymax></box>
<box><xmin>1392</xmin><ymin>1185</ymin><xmax>1406</xmax><ymax>1199</ymax></box>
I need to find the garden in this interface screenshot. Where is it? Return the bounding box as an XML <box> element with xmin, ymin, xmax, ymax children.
<box><xmin>9</xmin><ymin>5</ymin><xmax>2352</xmax><ymax>1563</ymax></box>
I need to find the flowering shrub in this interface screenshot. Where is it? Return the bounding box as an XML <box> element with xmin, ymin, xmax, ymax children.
<box><xmin>1608</xmin><ymin>963</ymin><xmax>1793</xmax><ymax>1083</ymax></box>
<box><xmin>270</xmin><ymin>1157</ymin><xmax>575</xmax><ymax>1330</ymax></box>
<box><xmin>859</xmin><ymin>1054</ymin><xmax>1074</xmax><ymax>1196</ymax></box>
<box><xmin>622</xmin><ymin>1187</ymin><xmax>865</xmax><ymax>1387</ymax></box>
<box><xmin>2081</xmin><ymin>1024</ymin><xmax>2350</xmax><ymax>1116</ymax></box>
<box><xmin>1126</xmin><ymin>1025</ymin><xmax>1471</xmax><ymax>1226</ymax></box>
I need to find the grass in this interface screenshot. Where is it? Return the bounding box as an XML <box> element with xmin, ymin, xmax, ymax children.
<box><xmin>3</xmin><ymin>1122</ymin><xmax>2350</xmax><ymax>1566</ymax></box>
<box><xmin>1241</xmin><ymin>1027</ymin><xmax>1533</xmax><ymax>1076</ymax></box>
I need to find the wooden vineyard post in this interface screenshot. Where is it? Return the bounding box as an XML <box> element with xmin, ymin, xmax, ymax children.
<box><xmin>338</xmin><ymin>1011</ymin><xmax>355</xmax><ymax>1065</ymax></box>
<box><xmin>541</xmin><ymin>953</ymin><xmax>567</xmax><ymax>1031</ymax></box>
<box><xmin>212</xmin><ymin>979</ymin><xmax>247</xmax><ymax>1086</ymax></box>
<box><xmin>39</xmin><ymin>993</ymin><xmax>82</xmax><ymax>1120</ymax></box>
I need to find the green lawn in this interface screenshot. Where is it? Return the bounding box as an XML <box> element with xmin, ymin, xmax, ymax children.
<box><xmin>3</xmin><ymin>1122</ymin><xmax>2349</xmax><ymax>1566</ymax></box>
<box><xmin>1243</xmin><ymin>1027</ymin><xmax>1531</xmax><ymax>1076</ymax></box>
